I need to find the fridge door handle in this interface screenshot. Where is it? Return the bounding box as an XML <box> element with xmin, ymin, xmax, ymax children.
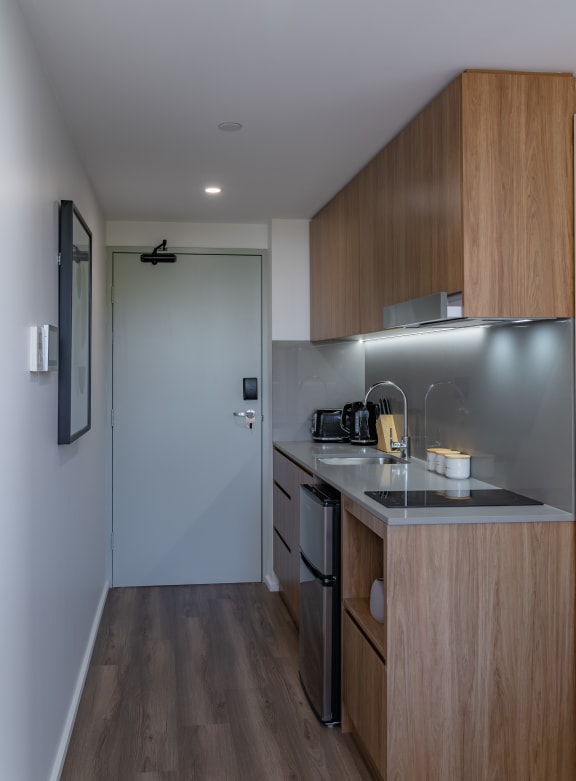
<box><xmin>300</xmin><ymin>550</ymin><xmax>336</xmax><ymax>586</ymax></box>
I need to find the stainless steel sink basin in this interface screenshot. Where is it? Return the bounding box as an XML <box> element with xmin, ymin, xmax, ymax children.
<box><xmin>317</xmin><ymin>456</ymin><xmax>403</xmax><ymax>466</ymax></box>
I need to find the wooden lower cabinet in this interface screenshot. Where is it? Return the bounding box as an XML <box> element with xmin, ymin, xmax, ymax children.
<box><xmin>272</xmin><ymin>528</ymin><xmax>297</xmax><ymax>618</ymax></box>
<box><xmin>272</xmin><ymin>448</ymin><xmax>314</xmax><ymax>624</ymax></box>
<box><xmin>342</xmin><ymin>610</ymin><xmax>386</xmax><ymax>779</ymax></box>
<box><xmin>341</xmin><ymin>497</ymin><xmax>576</xmax><ymax>781</ymax></box>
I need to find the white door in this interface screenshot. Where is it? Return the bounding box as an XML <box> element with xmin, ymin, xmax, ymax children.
<box><xmin>112</xmin><ymin>251</ymin><xmax>263</xmax><ymax>586</ymax></box>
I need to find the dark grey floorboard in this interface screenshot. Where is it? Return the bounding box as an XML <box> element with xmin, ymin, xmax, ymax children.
<box><xmin>61</xmin><ymin>583</ymin><xmax>373</xmax><ymax>781</ymax></box>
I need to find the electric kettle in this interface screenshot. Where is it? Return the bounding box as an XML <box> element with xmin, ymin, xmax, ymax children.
<box><xmin>341</xmin><ymin>401</ymin><xmax>379</xmax><ymax>445</ymax></box>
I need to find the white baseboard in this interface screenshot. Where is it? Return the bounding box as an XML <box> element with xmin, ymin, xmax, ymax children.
<box><xmin>49</xmin><ymin>579</ymin><xmax>109</xmax><ymax>781</ymax></box>
<box><xmin>264</xmin><ymin>571</ymin><xmax>280</xmax><ymax>591</ymax></box>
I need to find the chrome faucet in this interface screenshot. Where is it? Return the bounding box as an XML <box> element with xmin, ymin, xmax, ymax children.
<box><xmin>364</xmin><ymin>380</ymin><xmax>410</xmax><ymax>460</ymax></box>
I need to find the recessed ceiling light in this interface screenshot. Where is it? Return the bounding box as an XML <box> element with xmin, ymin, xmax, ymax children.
<box><xmin>205</xmin><ymin>186</ymin><xmax>222</xmax><ymax>194</ymax></box>
<box><xmin>218</xmin><ymin>122</ymin><xmax>243</xmax><ymax>132</ymax></box>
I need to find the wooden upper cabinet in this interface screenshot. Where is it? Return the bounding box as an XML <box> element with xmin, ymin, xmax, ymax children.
<box><xmin>357</xmin><ymin>158</ymin><xmax>381</xmax><ymax>334</ymax></box>
<box><xmin>310</xmin><ymin>70</ymin><xmax>575</xmax><ymax>340</ymax></box>
<box><xmin>374</xmin><ymin>76</ymin><xmax>464</xmax><ymax>309</ymax></box>
<box><xmin>310</xmin><ymin>176</ymin><xmax>361</xmax><ymax>341</ymax></box>
<box><xmin>461</xmin><ymin>71</ymin><xmax>574</xmax><ymax>318</ymax></box>
<box><xmin>376</xmin><ymin>70</ymin><xmax>575</xmax><ymax>318</ymax></box>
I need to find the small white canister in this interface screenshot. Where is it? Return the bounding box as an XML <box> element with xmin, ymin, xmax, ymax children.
<box><xmin>444</xmin><ymin>453</ymin><xmax>471</xmax><ymax>479</ymax></box>
<box><xmin>426</xmin><ymin>448</ymin><xmax>441</xmax><ymax>471</ymax></box>
<box><xmin>369</xmin><ymin>578</ymin><xmax>385</xmax><ymax>623</ymax></box>
<box><xmin>435</xmin><ymin>449</ymin><xmax>459</xmax><ymax>475</ymax></box>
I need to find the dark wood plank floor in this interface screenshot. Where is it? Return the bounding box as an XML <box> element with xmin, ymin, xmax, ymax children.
<box><xmin>61</xmin><ymin>583</ymin><xmax>374</xmax><ymax>780</ymax></box>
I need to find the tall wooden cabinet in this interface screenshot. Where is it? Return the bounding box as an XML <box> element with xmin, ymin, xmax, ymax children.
<box><xmin>341</xmin><ymin>497</ymin><xmax>576</xmax><ymax>780</ymax></box>
<box><xmin>310</xmin><ymin>70</ymin><xmax>576</xmax><ymax>340</ymax></box>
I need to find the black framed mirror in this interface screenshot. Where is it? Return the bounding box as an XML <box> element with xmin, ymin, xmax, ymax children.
<box><xmin>58</xmin><ymin>200</ymin><xmax>92</xmax><ymax>444</ymax></box>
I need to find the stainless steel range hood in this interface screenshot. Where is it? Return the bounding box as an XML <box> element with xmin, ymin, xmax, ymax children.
<box><xmin>383</xmin><ymin>292</ymin><xmax>464</xmax><ymax>329</ymax></box>
<box><xmin>366</xmin><ymin>291</ymin><xmax>566</xmax><ymax>343</ymax></box>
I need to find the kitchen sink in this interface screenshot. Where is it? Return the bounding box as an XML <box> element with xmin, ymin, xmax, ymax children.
<box><xmin>317</xmin><ymin>455</ymin><xmax>404</xmax><ymax>466</ymax></box>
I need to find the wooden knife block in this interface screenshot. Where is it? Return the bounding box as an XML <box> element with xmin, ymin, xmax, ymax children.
<box><xmin>376</xmin><ymin>414</ymin><xmax>400</xmax><ymax>453</ymax></box>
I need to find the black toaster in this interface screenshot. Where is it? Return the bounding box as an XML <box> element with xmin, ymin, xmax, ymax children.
<box><xmin>310</xmin><ymin>409</ymin><xmax>349</xmax><ymax>442</ymax></box>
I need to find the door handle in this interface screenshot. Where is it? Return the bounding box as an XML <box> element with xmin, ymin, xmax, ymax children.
<box><xmin>234</xmin><ymin>409</ymin><xmax>256</xmax><ymax>429</ymax></box>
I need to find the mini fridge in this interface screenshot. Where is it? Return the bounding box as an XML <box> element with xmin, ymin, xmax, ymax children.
<box><xmin>299</xmin><ymin>483</ymin><xmax>341</xmax><ymax>725</ymax></box>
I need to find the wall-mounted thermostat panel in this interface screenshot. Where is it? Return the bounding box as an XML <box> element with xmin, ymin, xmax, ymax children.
<box><xmin>29</xmin><ymin>324</ymin><xmax>58</xmax><ymax>372</ymax></box>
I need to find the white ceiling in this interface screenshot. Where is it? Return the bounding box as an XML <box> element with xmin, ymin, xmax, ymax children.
<box><xmin>15</xmin><ymin>0</ymin><xmax>576</xmax><ymax>223</ymax></box>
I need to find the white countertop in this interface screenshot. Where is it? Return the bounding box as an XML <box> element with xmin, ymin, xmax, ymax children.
<box><xmin>274</xmin><ymin>441</ymin><xmax>574</xmax><ymax>526</ymax></box>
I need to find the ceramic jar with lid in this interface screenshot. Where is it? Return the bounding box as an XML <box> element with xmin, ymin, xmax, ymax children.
<box><xmin>426</xmin><ymin>448</ymin><xmax>441</xmax><ymax>471</ymax></box>
<box><xmin>444</xmin><ymin>452</ymin><xmax>471</xmax><ymax>479</ymax></box>
<box><xmin>435</xmin><ymin>448</ymin><xmax>459</xmax><ymax>474</ymax></box>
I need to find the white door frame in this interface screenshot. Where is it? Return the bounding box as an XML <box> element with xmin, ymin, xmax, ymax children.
<box><xmin>105</xmin><ymin>245</ymin><xmax>273</xmax><ymax>588</ymax></box>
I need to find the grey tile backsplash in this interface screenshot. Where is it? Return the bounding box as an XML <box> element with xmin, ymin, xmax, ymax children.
<box><xmin>272</xmin><ymin>340</ymin><xmax>365</xmax><ymax>441</ymax></box>
<box><xmin>272</xmin><ymin>320</ymin><xmax>574</xmax><ymax>512</ymax></box>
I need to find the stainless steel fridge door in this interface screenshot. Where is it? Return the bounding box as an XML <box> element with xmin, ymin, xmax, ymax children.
<box><xmin>300</xmin><ymin>485</ymin><xmax>338</xmax><ymax>577</ymax></box>
<box><xmin>298</xmin><ymin>554</ymin><xmax>338</xmax><ymax>724</ymax></box>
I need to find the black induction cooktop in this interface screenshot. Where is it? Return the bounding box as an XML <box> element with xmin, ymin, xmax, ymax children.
<box><xmin>365</xmin><ymin>488</ymin><xmax>543</xmax><ymax>509</ymax></box>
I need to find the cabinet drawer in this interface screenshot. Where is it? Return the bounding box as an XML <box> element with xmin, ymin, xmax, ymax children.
<box><xmin>273</xmin><ymin>449</ymin><xmax>297</xmax><ymax>495</ymax></box>
<box><xmin>273</xmin><ymin>528</ymin><xmax>299</xmax><ymax>623</ymax></box>
<box><xmin>273</xmin><ymin>482</ymin><xmax>293</xmax><ymax>550</ymax></box>
<box><xmin>273</xmin><ymin>449</ymin><xmax>313</xmax><ymax>497</ymax></box>
<box><xmin>343</xmin><ymin>610</ymin><xmax>386</xmax><ymax>778</ymax></box>
<box><xmin>273</xmin><ymin>527</ymin><xmax>291</xmax><ymax>587</ymax></box>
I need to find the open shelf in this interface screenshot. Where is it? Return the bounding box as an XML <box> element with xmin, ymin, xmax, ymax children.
<box><xmin>344</xmin><ymin>597</ymin><xmax>386</xmax><ymax>661</ymax></box>
<box><xmin>342</xmin><ymin>498</ymin><xmax>387</xmax><ymax>666</ymax></box>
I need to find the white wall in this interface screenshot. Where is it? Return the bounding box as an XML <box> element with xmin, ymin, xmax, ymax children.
<box><xmin>270</xmin><ymin>219</ymin><xmax>310</xmax><ymax>340</ymax></box>
<box><xmin>107</xmin><ymin>220</ymin><xmax>269</xmax><ymax>249</ymax></box>
<box><xmin>0</xmin><ymin>1</ymin><xmax>108</xmax><ymax>779</ymax></box>
<box><xmin>107</xmin><ymin>218</ymin><xmax>311</xmax><ymax>340</ymax></box>
<box><xmin>107</xmin><ymin>220</ymin><xmax>311</xmax><ymax>342</ymax></box>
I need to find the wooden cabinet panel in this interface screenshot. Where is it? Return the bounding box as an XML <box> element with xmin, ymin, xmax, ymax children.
<box><xmin>376</xmin><ymin>76</ymin><xmax>463</xmax><ymax>306</ymax></box>
<box><xmin>375</xmin><ymin>70</ymin><xmax>575</xmax><ymax>317</ymax></box>
<box><xmin>341</xmin><ymin>497</ymin><xmax>386</xmax><ymax>604</ymax></box>
<box><xmin>341</xmin><ymin>498</ymin><xmax>576</xmax><ymax>780</ymax></box>
<box><xmin>376</xmin><ymin>135</ymin><xmax>402</xmax><ymax>308</ymax></box>
<box><xmin>385</xmin><ymin>520</ymin><xmax>576</xmax><ymax>780</ymax></box>
<box><xmin>273</xmin><ymin>528</ymin><xmax>296</xmax><ymax>616</ymax></box>
<box><xmin>272</xmin><ymin>483</ymin><xmax>292</xmax><ymax>551</ymax></box>
<box><xmin>341</xmin><ymin>499</ymin><xmax>387</xmax><ymax>776</ymax></box>
<box><xmin>358</xmin><ymin>158</ymin><xmax>381</xmax><ymax>334</ymax></box>
<box><xmin>272</xmin><ymin>448</ymin><xmax>296</xmax><ymax>493</ymax></box>
<box><xmin>311</xmin><ymin>70</ymin><xmax>575</xmax><ymax>339</ymax></box>
<box><xmin>310</xmin><ymin>176</ymin><xmax>361</xmax><ymax>340</ymax></box>
<box><xmin>342</xmin><ymin>610</ymin><xmax>386</xmax><ymax>780</ymax></box>
<box><xmin>461</xmin><ymin>71</ymin><xmax>575</xmax><ymax>318</ymax></box>
<box><xmin>272</xmin><ymin>449</ymin><xmax>314</xmax><ymax>624</ymax></box>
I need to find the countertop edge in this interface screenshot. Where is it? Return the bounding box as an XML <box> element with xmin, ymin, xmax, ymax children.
<box><xmin>273</xmin><ymin>441</ymin><xmax>574</xmax><ymax>526</ymax></box>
